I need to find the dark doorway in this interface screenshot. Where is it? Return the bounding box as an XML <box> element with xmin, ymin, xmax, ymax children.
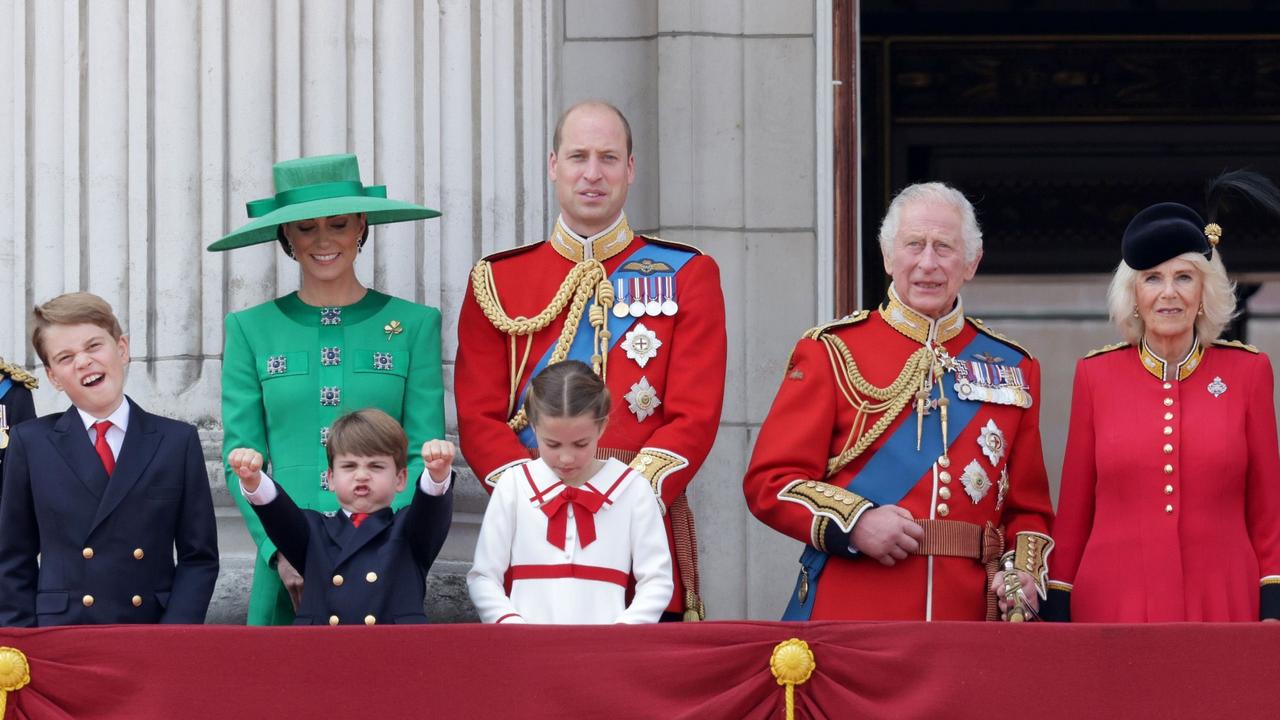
<box><xmin>840</xmin><ymin>2</ymin><xmax>1280</xmax><ymax>324</ymax></box>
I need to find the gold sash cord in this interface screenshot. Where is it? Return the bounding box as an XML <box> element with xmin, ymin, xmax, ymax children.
<box><xmin>469</xmin><ymin>259</ymin><xmax>615</xmax><ymax>432</ymax></box>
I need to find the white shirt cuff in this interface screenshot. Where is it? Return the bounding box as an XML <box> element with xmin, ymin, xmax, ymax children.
<box><xmin>240</xmin><ymin>471</ymin><xmax>278</xmax><ymax>505</ymax></box>
<box><xmin>419</xmin><ymin>469</ymin><xmax>452</xmax><ymax>496</ymax></box>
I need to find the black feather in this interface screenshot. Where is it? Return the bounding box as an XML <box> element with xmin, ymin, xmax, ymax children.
<box><xmin>1204</xmin><ymin>169</ymin><xmax>1280</xmax><ymax>225</ymax></box>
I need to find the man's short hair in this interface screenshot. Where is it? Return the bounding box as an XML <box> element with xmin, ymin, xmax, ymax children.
<box><xmin>326</xmin><ymin>408</ymin><xmax>410</xmax><ymax>472</ymax></box>
<box><xmin>32</xmin><ymin>292</ymin><xmax>125</xmax><ymax>366</ymax></box>
<box><xmin>552</xmin><ymin>100</ymin><xmax>633</xmax><ymax>157</ymax></box>
<box><xmin>877</xmin><ymin>182</ymin><xmax>983</xmax><ymax>263</ymax></box>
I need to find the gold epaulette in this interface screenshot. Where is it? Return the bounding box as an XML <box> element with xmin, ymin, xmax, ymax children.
<box><xmin>638</xmin><ymin>235</ymin><xmax>704</xmax><ymax>256</ymax></box>
<box><xmin>1213</xmin><ymin>339</ymin><xmax>1259</xmax><ymax>354</ymax></box>
<box><xmin>801</xmin><ymin>310</ymin><xmax>870</xmax><ymax>341</ymax></box>
<box><xmin>966</xmin><ymin>317</ymin><xmax>1034</xmax><ymax>359</ymax></box>
<box><xmin>1084</xmin><ymin>342</ymin><xmax>1130</xmax><ymax>359</ymax></box>
<box><xmin>0</xmin><ymin>359</ymin><xmax>38</xmax><ymax>390</ymax></box>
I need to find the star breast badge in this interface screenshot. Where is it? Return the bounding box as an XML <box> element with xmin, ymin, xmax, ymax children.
<box><xmin>960</xmin><ymin>460</ymin><xmax>991</xmax><ymax>504</ymax></box>
<box><xmin>624</xmin><ymin>377</ymin><xmax>662</xmax><ymax>422</ymax></box>
<box><xmin>622</xmin><ymin>323</ymin><xmax>662</xmax><ymax>368</ymax></box>
<box><xmin>977</xmin><ymin>419</ymin><xmax>1006</xmax><ymax>466</ymax></box>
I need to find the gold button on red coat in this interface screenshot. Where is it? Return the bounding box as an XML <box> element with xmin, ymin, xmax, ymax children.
<box><xmin>937</xmin><ymin>503</ymin><xmax>950</xmax><ymax>517</ymax></box>
<box><xmin>1164</xmin><ymin>485</ymin><xmax>1174</xmax><ymax>495</ymax></box>
<box><xmin>1165</xmin><ymin>504</ymin><xmax>1174</xmax><ymax>514</ymax></box>
<box><xmin>1164</xmin><ymin>412</ymin><xmax>1173</xmax><ymax>421</ymax></box>
<box><xmin>1163</xmin><ymin>398</ymin><xmax>1174</xmax><ymax>407</ymax></box>
<box><xmin>939</xmin><ymin>487</ymin><xmax>952</xmax><ymax>500</ymax></box>
<box><xmin>939</xmin><ymin>471</ymin><xmax>952</xmax><ymax>484</ymax></box>
<box><xmin>1163</xmin><ymin>464</ymin><xmax>1174</xmax><ymax>474</ymax></box>
<box><xmin>1163</xmin><ymin>427</ymin><xmax>1173</xmax><ymax>436</ymax></box>
<box><xmin>1163</xmin><ymin>444</ymin><xmax>1173</xmax><ymax>454</ymax></box>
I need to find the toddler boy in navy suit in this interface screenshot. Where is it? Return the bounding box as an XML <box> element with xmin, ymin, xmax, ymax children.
<box><xmin>0</xmin><ymin>292</ymin><xmax>219</xmax><ymax>626</ymax></box>
<box><xmin>228</xmin><ymin>408</ymin><xmax>454</xmax><ymax>625</ymax></box>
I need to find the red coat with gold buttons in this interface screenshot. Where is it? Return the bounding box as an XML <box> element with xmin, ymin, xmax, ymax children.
<box><xmin>744</xmin><ymin>291</ymin><xmax>1054</xmax><ymax>621</ymax></box>
<box><xmin>1049</xmin><ymin>340</ymin><xmax>1280</xmax><ymax>621</ymax></box>
<box><xmin>455</xmin><ymin>216</ymin><xmax>727</xmax><ymax>615</ymax></box>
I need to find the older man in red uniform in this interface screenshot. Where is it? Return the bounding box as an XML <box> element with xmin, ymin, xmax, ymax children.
<box><xmin>745</xmin><ymin>182</ymin><xmax>1054</xmax><ymax>621</ymax></box>
<box><xmin>455</xmin><ymin>101</ymin><xmax>726</xmax><ymax>620</ymax></box>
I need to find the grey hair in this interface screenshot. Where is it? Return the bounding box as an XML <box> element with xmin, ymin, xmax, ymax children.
<box><xmin>1106</xmin><ymin>250</ymin><xmax>1236</xmax><ymax>345</ymax></box>
<box><xmin>877</xmin><ymin>182</ymin><xmax>983</xmax><ymax>263</ymax></box>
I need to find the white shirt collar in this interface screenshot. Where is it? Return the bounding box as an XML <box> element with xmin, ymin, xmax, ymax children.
<box><xmin>77</xmin><ymin>396</ymin><xmax>131</xmax><ymax>433</ymax></box>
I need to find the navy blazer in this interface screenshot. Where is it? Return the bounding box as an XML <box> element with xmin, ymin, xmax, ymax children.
<box><xmin>0</xmin><ymin>398</ymin><xmax>219</xmax><ymax>626</ymax></box>
<box><xmin>253</xmin><ymin>477</ymin><xmax>453</xmax><ymax>626</ymax></box>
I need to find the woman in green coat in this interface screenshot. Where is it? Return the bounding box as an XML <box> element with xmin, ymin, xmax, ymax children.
<box><xmin>209</xmin><ymin>154</ymin><xmax>445</xmax><ymax>625</ymax></box>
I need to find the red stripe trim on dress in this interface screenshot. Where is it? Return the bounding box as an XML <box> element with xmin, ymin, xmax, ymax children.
<box><xmin>496</xmin><ymin>613</ymin><xmax>522</xmax><ymax>624</ymax></box>
<box><xmin>522</xmin><ymin>464</ymin><xmax>562</xmax><ymax>504</ymax></box>
<box><xmin>596</xmin><ymin>467</ymin><xmax>632</xmax><ymax>504</ymax></box>
<box><xmin>508</xmin><ymin>564</ymin><xmax>629</xmax><ymax>588</ymax></box>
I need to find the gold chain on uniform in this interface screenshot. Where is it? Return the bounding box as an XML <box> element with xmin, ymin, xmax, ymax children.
<box><xmin>469</xmin><ymin>259</ymin><xmax>615</xmax><ymax>431</ymax></box>
<box><xmin>819</xmin><ymin>335</ymin><xmax>953</xmax><ymax>476</ymax></box>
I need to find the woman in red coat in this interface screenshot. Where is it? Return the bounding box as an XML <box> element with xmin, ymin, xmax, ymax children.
<box><xmin>1047</xmin><ymin>173</ymin><xmax>1280</xmax><ymax>622</ymax></box>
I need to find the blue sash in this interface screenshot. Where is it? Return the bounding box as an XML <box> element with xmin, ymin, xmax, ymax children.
<box><xmin>0</xmin><ymin>378</ymin><xmax>11</xmax><ymax>400</ymax></box>
<box><xmin>515</xmin><ymin>242</ymin><xmax>696</xmax><ymax>447</ymax></box>
<box><xmin>782</xmin><ymin>329</ymin><xmax>1026</xmax><ymax>620</ymax></box>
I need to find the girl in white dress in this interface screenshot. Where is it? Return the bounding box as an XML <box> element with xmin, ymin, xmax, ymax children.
<box><xmin>467</xmin><ymin>361</ymin><xmax>672</xmax><ymax>624</ymax></box>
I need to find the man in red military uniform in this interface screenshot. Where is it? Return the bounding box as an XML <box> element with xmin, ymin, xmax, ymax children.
<box><xmin>744</xmin><ymin>182</ymin><xmax>1054</xmax><ymax>621</ymax></box>
<box><xmin>456</xmin><ymin>101</ymin><xmax>727</xmax><ymax>620</ymax></box>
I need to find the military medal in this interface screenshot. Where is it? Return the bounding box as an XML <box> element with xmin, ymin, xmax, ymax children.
<box><xmin>953</xmin><ymin>359</ymin><xmax>1033</xmax><ymax>409</ymax></box>
<box><xmin>978</xmin><ymin>419</ymin><xmax>1006</xmax><ymax>466</ymax></box>
<box><xmin>1208</xmin><ymin>376</ymin><xmax>1227</xmax><ymax>398</ymax></box>
<box><xmin>612</xmin><ymin>279</ymin><xmax>630</xmax><ymax>318</ymax></box>
<box><xmin>622</xmin><ymin>323</ymin><xmax>662</xmax><ymax>368</ymax></box>
<box><xmin>645</xmin><ymin>277</ymin><xmax>662</xmax><ymax>316</ymax></box>
<box><xmin>661</xmin><ymin>275</ymin><xmax>678</xmax><ymax>316</ymax></box>
<box><xmin>0</xmin><ymin>406</ymin><xmax>8</xmax><ymax>450</ymax></box>
<box><xmin>629</xmin><ymin>278</ymin><xmax>645</xmax><ymax>317</ymax></box>
<box><xmin>624</xmin><ymin>376</ymin><xmax>661</xmax><ymax>421</ymax></box>
<box><xmin>960</xmin><ymin>460</ymin><xmax>990</xmax><ymax>503</ymax></box>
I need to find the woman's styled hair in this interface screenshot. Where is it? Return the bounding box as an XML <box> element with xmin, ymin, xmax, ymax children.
<box><xmin>326</xmin><ymin>407</ymin><xmax>410</xmax><ymax>471</ymax></box>
<box><xmin>1106</xmin><ymin>250</ymin><xmax>1236</xmax><ymax>345</ymax></box>
<box><xmin>525</xmin><ymin>360</ymin><xmax>611</xmax><ymax>426</ymax></box>
<box><xmin>877</xmin><ymin>181</ymin><xmax>983</xmax><ymax>264</ymax></box>
<box><xmin>32</xmin><ymin>292</ymin><xmax>125</xmax><ymax>366</ymax></box>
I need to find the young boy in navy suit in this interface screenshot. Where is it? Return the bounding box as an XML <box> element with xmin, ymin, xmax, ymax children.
<box><xmin>0</xmin><ymin>293</ymin><xmax>219</xmax><ymax>626</ymax></box>
<box><xmin>228</xmin><ymin>408</ymin><xmax>454</xmax><ymax>625</ymax></box>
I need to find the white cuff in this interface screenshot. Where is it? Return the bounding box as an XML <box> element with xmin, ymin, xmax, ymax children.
<box><xmin>418</xmin><ymin>469</ymin><xmax>453</xmax><ymax>496</ymax></box>
<box><xmin>240</xmin><ymin>471</ymin><xmax>278</xmax><ymax>505</ymax></box>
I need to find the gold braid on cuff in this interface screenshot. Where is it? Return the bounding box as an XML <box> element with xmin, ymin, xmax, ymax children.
<box><xmin>778</xmin><ymin>479</ymin><xmax>872</xmax><ymax>539</ymax></box>
<box><xmin>1001</xmin><ymin>531</ymin><xmax>1054</xmax><ymax>599</ymax></box>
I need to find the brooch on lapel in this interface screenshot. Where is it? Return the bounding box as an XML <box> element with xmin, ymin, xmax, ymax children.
<box><xmin>384</xmin><ymin>320</ymin><xmax>403</xmax><ymax>340</ymax></box>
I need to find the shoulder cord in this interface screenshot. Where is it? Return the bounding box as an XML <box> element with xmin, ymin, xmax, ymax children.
<box><xmin>470</xmin><ymin>259</ymin><xmax>615</xmax><ymax>431</ymax></box>
<box><xmin>820</xmin><ymin>334</ymin><xmax>932</xmax><ymax>476</ymax></box>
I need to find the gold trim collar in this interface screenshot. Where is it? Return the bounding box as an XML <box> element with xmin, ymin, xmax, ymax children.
<box><xmin>550</xmin><ymin>214</ymin><xmax>633</xmax><ymax>263</ymax></box>
<box><xmin>880</xmin><ymin>284</ymin><xmax>966</xmax><ymax>345</ymax></box>
<box><xmin>1139</xmin><ymin>336</ymin><xmax>1204</xmax><ymax>382</ymax></box>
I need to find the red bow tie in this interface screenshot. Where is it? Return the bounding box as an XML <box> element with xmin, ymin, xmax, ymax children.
<box><xmin>539</xmin><ymin>486</ymin><xmax>607</xmax><ymax>551</ymax></box>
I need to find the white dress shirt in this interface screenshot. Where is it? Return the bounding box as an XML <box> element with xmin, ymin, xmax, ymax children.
<box><xmin>78</xmin><ymin>398</ymin><xmax>131</xmax><ymax>461</ymax></box>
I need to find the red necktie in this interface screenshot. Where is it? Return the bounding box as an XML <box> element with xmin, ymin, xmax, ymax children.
<box><xmin>350</xmin><ymin>512</ymin><xmax>369</xmax><ymax>528</ymax></box>
<box><xmin>93</xmin><ymin>421</ymin><xmax>115</xmax><ymax>476</ymax></box>
<box><xmin>539</xmin><ymin>486</ymin><xmax>607</xmax><ymax>550</ymax></box>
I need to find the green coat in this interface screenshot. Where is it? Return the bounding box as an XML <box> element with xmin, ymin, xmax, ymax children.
<box><xmin>221</xmin><ymin>290</ymin><xmax>445</xmax><ymax>625</ymax></box>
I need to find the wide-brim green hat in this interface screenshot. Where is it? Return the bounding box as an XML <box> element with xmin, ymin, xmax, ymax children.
<box><xmin>207</xmin><ymin>153</ymin><xmax>441</xmax><ymax>251</ymax></box>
